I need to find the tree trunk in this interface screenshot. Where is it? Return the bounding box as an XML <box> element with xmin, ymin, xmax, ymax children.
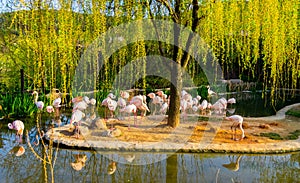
<box><xmin>167</xmin><ymin>21</ymin><xmax>182</xmax><ymax>128</ymax></box>
<box><xmin>167</xmin><ymin>64</ymin><xmax>182</xmax><ymax>128</ymax></box>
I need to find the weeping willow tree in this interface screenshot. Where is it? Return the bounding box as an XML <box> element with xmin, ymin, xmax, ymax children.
<box><xmin>0</xmin><ymin>0</ymin><xmax>299</xmax><ymax>126</ymax></box>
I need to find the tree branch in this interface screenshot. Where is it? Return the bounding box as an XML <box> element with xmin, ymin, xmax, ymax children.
<box><xmin>156</xmin><ymin>0</ymin><xmax>179</xmax><ymax>23</ymax></box>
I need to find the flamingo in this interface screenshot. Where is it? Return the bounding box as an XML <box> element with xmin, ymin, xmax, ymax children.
<box><xmin>147</xmin><ymin>92</ymin><xmax>163</xmax><ymax>115</ymax></box>
<box><xmin>53</xmin><ymin>97</ymin><xmax>62</xmax><ymax>108</ymax></box>
<box><xmin>159</xmin><ymin>102</ymin><xmax>169</xmax><ymax>115</ymax></box>
<box><xmin>129</xmin><ymin>95</ymin><xmax>150</xmax><ymax>117</ymax></box>
<box><xmin>120</xmin><ymin>90</ymin><xmax>130</xmax><ymax>99</ymax></box>
<box><xmin>225</xmin><ymin>115</ymin><xmax>245</xmax><ymax>140</ymax></box>
<box><xmin>207</xmin><ymin>85</ymin><xmax>217</xmax><ymax>96</ymax></box>
<box><xmin>8</xmin><ymin>120</ymin><xmax>24</xmax><ymax>142</ymax></box>
<box><xmin>102</xmin><ymin>93</ymin><xmax>117</xmax><ymax>118</ymax></box>
<box><xmin>227</xmin><ymin>98</ymin><xmax>236</xmax><ymax>104</ymax></box>
<box><xmin>46</xmin><ymin>106</ymin><xmax>54</xmax><ymax>113</ymax></box>
<box><xmin>156</xmin><ymin>91</ymin><xmax>168</xmax><ymax>102</ymax></box>
<box><xmin>107</xmin><ymin>99</ymin><xmax>118</xmax><ymax>118</ymax></box>
<box><xmin>119</xmin><ymin>104</ymin><xmax>137</xmax><ymax>128</ymax></box>
<box><xmin>192</xmin><ymin>95</ymin><xmax>201</xmax><ymax>106</ymax></box>
<box><xmin>90</xmin><ymin>98</ymin><xmax>96</xmax><ymax>106</ymax></box>
<box><xmin>117</xmin><ymin>97</ymin><xmax>127</xmax><ymax>120</ymax></box>
<box><xmin>32</xmin><ymin>91</ymin><xmax>44</xmax><ymax>111</ymax></box>
<box><xmin>70</xmin><ymin>109</ymin><xmax>85</xmax><ymax>125</ymax></box>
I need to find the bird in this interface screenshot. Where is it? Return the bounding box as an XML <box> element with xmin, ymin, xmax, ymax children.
<box><xmin>32</xmin><ymin>91</ymin><xmax>44</xmax><ymax>111</ymax></box>
<box><xmin>227</xmin><ymin>98</ymin><xmax>236</xmax><ymax>104</ymax></box>
<box><xmin>8</xmin><ymin>120</ymin><xmax>24</xmax><ymax>142</ymax></box>
<box><xmin>207</xmin><ymin>85</ymin><xmax>217</xmax><ymax>96</ymax></box>
<box><xmin>53</xmin><ymin>97</ymin><xmax>62</xmax><ymax>108</ymax></box>
<box><xmin>102</xmin><ymin>93</ymin><xmax>117</xmax><ymax>118</ymax></box>
<box><xmin>147</xmin><ymin>92</ymin><xmax>163</xmax><ymax>115</ymax></box>
<box><xmin>120</xmin><ymin>90</ymin><xmax>130</xmax><ymax>99</ymax></box>
<box><xmin>119</xmin><ymin>104</ymin><xmax>137</xmax><ymax>128</ymax></box>
<box><xmin>159</xmin><ymin>102</ymin><xmax>169</xmax><ymax>115</ymax></box>
<box><xmin>70</xmin><ymin>109</ymin><xmax>85</xmax><ymax>126</ymax></box>
<box><xmin>225</xmin><ymin>115</ymin><xmax>245</xmax><ymax>140</ymax></box>
<box><xmin>89</xmin><ymin>98</ymin><xmax>96</xmax><ymax>106</ymax></box>
<box><xmin>46</xmin><ymin>106</ymin><xmax>54</xmax><ymax>113</ymax></box>
<box><xmin>129</xmin><ymin>95</ymin><xmax>150</xmax><ymax>117</ymax></box>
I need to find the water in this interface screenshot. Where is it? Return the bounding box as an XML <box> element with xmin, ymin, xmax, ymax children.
<box><xmin>0</xmin><ymin>92</ymin><xmax>300</xmax><ymax>182</ymax></box>
<box><xmin>0</xmin><ymin>136</ymin><xmax>299</xmax><ymax>183</ymax></box>
<box><xmin>219</xmin><ymin>91</ymin><xmax>300</xmax><ymax>117</ymax></box>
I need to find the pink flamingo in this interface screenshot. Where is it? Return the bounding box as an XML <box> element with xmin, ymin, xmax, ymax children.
<box><xmin>129</xmin><ymin>95</ymin><xmax>150</xmax><ymax>117</ymax></box>
<box><xmin>227</xmin><ymin>98</ymin><xmax>236</xmax><ymax>104</ymax></box>
<box><xmin>8</xmin><ymin>120</ymin><xmax>24</xmax><ymax>142</ymax></box>
<box><xmin>225</xmin><ymin>115</ymin><xmax>245</xmax><ymax>141</ymax></box>
<box><xmin>119</xmin><ymin>104</ymin><xmax>137</xmax><ymax>128</ymax></box>
<box><xmin>46</xmin><ymin>106</ymin><xmax>54</xmax><ymax>113</ymax></box>
<box><xmin>32</xmin><ymin>91</ymin><xmax>44</xmax><ymax>111</ymax></box>
<box><xmin>147</xmin><ymin>92</ymin><xmax>163</xmax><ymax>115</ymax></box>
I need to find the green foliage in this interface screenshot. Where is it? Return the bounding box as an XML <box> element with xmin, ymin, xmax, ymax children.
<box><xmin>260</xmin><ymin>132</ymin><xmax>283</xmax><ymax>140</ymax></box>
<box><xmin>285</xmin><ymin>130</ymin><xmax>300</xmax><ymax>140</ymax></box>
<box><xmin>0</xmin><ymin>93</ymin><xmax>38</xmax><ymax>118</ymax></box>
<box><xmin>197</xmin><ymin>85</ymin><xmax>209</xmax><ymax>99</ymax></box>
<box><xmin>286</xmin><ymin>107</ymin><xmax>300</xmax><ymax>118</ymax></box>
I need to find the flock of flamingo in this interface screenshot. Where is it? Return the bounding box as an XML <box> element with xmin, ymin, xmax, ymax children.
<box><xmin>7</xmin><ymin>87</ymin><xmax>246</xmax><ymax>144</ymax></box>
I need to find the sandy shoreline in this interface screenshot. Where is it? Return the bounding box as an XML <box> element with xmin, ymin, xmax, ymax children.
<box><xmin>45</xmin><ymin>103</ymin><xmax>300</xmax><ymax>154</ymax></box>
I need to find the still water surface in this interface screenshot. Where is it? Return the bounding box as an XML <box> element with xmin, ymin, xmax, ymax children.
<box><xmin>0</xmin><ymin>91</ymin><xmax>300</xmax><ymax>182</ymax></box>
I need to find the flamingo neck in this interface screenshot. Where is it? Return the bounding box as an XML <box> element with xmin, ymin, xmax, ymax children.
<box><xmin>34</xmin><ymin>93</ymin><xmax>38</xmax><ymax>103</ymax></box>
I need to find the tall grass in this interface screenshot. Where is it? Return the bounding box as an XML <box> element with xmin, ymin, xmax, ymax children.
<box><xmin>0</xmin><ymin>93</ymin><xmax>43</xmax><ymax>118</ymax></box>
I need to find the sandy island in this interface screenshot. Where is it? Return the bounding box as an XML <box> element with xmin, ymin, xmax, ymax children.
<box><xmin>45</xmin><ymin>103</ymin><xmax>300</xmax><ymax>154</ymax></box>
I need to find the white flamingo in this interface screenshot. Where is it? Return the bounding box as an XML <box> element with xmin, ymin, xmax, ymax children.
<box><xmin>32</xmin><ymin>91</ymin><xmax>44</xmax><ymax>111</ymax></box>
<box><xmin>207</xmin><ymin>85</ymin><xmax>217</xmax><ymax>96</ymax></box>
<box><xmin>8</xmin><ymin>120</ymin><xmax>24</xmax><ymax>142</ymax></box>
<box><xmin>225</xmin><ymin>115</ymin><xmax>245</xmax><ymax>141</ymax></box>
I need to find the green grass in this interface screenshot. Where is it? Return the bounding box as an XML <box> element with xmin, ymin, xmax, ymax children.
<box><xmin>285</xmin><ymin>130</ymin><xmax>300</xmax><ymax>140</ymax></box>
<box><xmin>286</xmin><ymin>107</ymin><xmax>300</xmax><ymax>118</ymax></box>
<box><xmin>260</xmin><ymin>132</ymin><xmax>283</xmax><ymax>140</ymax></box>
<box><xmin>260</xmin><ymin>130</ymin><xmax>300</xmax><ymax>140</ymax></box>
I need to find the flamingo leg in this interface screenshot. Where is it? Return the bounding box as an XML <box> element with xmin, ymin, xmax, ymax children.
<box><xmin>239</xmin><ymin>123</ymin><xmax>245</xmax><ymax>140</ymax></box>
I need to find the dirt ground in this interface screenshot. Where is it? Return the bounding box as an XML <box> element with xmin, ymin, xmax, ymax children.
<box><xmin>100</xmin><ymin>113</ymin><xmax>300</xmax><ymax>145</ymax></box>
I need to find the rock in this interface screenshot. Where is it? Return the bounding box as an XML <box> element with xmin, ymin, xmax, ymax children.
<box><xmin>101</xmin><ymin>128</ymin><xmax>122</xmax><ymax>137</ymax></box>
<box><xmin>259</xmin><ymin>124</ymin><xmax>270</xmax><ymax>129</ymax></box>
<box><xmin>78</xmin><ymin>126</ymin><xmax>90</xmax><ymax>136</ymax></box>
<box><xmin>94</xmin><ymin>118</ymin><xmax>108</xmax><ymax>130</ymax></box>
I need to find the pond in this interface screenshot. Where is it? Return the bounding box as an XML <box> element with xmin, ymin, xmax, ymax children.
<box><xmin>0</xmin><ymin>132</ymin><xmax>299</xmax><ymax>183</ymax></box>
<box><xmin>219</xmin><ymin>91</ymin><xmax>300</xmax><ymax>117</ymax></box>
<box><xmin>0</xmin><ymin>91</ymin><xmax>300</xmax><ymax>182</ymax></box>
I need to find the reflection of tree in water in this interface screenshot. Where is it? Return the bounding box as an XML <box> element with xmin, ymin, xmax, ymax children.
<box><xmin>26</xmin><ymin>114</ymin><xmax>59</xmax><ymax>183</ymax></box>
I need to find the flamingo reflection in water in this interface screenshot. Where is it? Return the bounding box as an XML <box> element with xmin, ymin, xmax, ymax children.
<box><xmin>71</xmin><ymin>154</ymin><xmax>88</xmax><ymax>171</ymax></box>
<box><xmin>9</xmin><ymin>145</ymin><xmax>25</xmax><ymax>157</ymax></box>
<box><xmin>222</xmin><ymin>155</ymin><xmax>243</xmax><ymax>172</ymax></box>
<box><xmin>107</xmin><ymin>161</ymin><xmax>117</xmax><ymax>175</ymax></box>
